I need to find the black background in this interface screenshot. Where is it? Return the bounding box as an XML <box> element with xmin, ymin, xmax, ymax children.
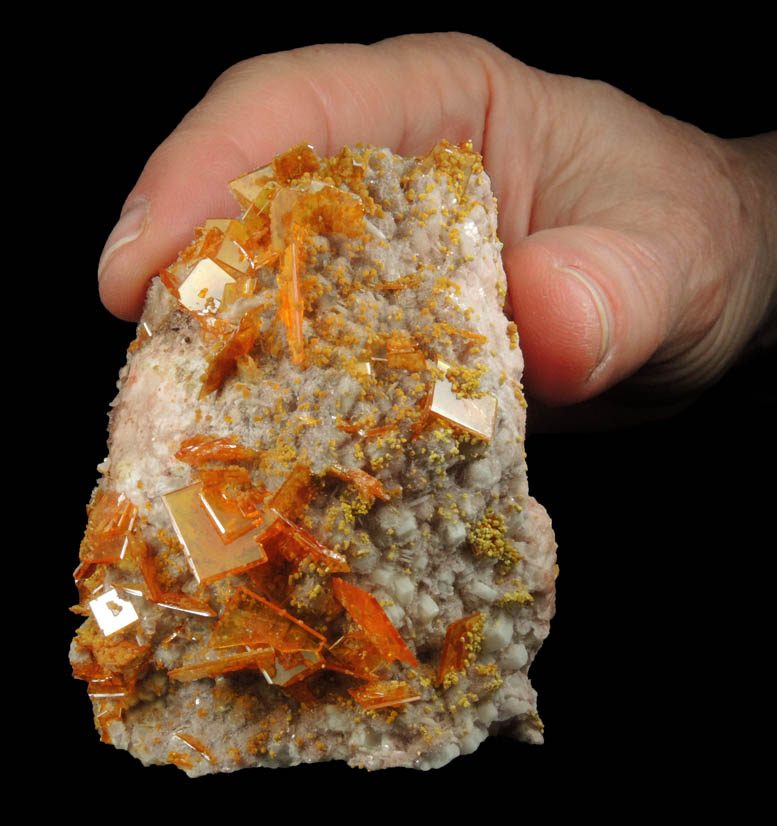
<box><xmin>43</xmin><ymin>13</ymin><xmax>774</xmax><ymax>813</ymax></box>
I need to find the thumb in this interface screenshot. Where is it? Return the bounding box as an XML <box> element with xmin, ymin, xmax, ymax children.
<box><xmin>504</xmin><ymin>225</ymin><xmax>668</xmax><ymax>407</ymax></box>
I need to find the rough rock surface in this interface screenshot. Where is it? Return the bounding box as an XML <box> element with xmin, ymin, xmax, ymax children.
<box><xmin>70</xmin><ymin>142</ymin><xmax>556</xmax><ymax>775</ymax></box>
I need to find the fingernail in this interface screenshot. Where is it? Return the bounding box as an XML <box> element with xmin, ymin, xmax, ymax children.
<box><xmin>98</xmin><ymin>198</ymin><xmax>150</xmax><ymax>282</ymax></box>
<box><xmin>556</xmin><ymin>265</ymin><xmax>611</xmax><ymax>380</ymax></box>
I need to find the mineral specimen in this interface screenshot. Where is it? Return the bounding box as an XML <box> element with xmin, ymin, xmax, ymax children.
<box><xmin>70</xmin><ymin>140</ymin><xmax>557</xmax><ymax>774</ymax></box>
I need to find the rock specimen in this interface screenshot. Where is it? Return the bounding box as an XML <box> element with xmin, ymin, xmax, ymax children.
<box><xmin>70</xmin><ymin>141</ymin><xmax>557</xmax><ymax>774</ymax></box>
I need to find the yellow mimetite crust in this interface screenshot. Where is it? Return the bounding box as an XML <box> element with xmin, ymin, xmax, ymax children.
<box><xmin>72</xmin><ymin>141</ymin><xmax>543</xmax><ymax>772</ymax></box>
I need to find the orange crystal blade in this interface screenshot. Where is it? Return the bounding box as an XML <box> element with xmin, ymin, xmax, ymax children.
<box><xmin>162</xmin><ymin>483</ymin><xmax>267</xmax><ymax>585</ymax></box>
<box><xmin>332</xmin><ymin>578</ymin><xmax>418</xmax><ymax>667</ymax></box>
<box><xmin>175</xmin><ymin>435</ymin><xmax>262</xmax><ymax>466</ymax></box>
<box><xmin>208</xmin><ymin>586</ymin><xmax>325</xmax><ymax>652</ymax></box>
<box><xmin>325</xmin><ymin>632</ymin><xmax>388</xmax><ymax>680</ymax></box>
<box><xmin>437</xmin><ymin>613</ymin><xmax>486</xmax><ymax>686</ymax></box>
<box><xmin>327</xmin><ymin>465</ymin><xmax>391</xmax><ymax>502</ymax></box>
<box><xmin>348</xmin><ymin>680</ymin><xmax>421</xmax><ymax>710</ymax></box>
<box><xmin>277</xmin><ymin>237</ymin><xmax>305</xmax><ymax>365</ymax></box>
<box><xmin>272</xmin><ymin>512</ymin><xmax>349</xmax><ymax>573</ymax></box>
<box><xmin>268</xmin><ymin>464</ymin><xmax>315</xmax><ymax>519</ymax></box>
<box><xmin>168</xmin><ymin>648</ymin><xmax>276</xmax><ymax>683</ymax></box>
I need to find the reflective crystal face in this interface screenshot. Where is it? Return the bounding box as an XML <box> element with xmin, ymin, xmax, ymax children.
<box><xmin>162</xmin><ymin>483</ymin><xmax>268</xmax><ymax>585</ymax></box>
<box><xmin>430</xmin><ymin>361</ymin><xmax>497</xmax><ymax>441</ymax></box>
<box><xmin>89</xmin><ymin>588</ymin><xmax>139</xmax><ymax>636</ymax></box>
<box><xmin>178</xmin><ymin>258</ymin><xmax>236</xmax><ymax>314</ymax></box>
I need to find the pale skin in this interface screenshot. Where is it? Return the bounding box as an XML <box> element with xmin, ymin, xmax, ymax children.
<box><xmin>97</xmin><ymin>33</ymin><xmax>777</xmax><ymax>429</ymax></box>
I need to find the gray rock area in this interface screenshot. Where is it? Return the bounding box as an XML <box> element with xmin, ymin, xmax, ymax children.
<box><xmin>69</xmin><ymin>142</ymin><xmax>557</xmax><ymax>775</ymax></box>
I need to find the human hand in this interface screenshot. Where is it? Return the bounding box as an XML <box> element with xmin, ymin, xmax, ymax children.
<box><xmin>96</xmin><ymin>33</ymin><xmax>777</xmax><ymax>428</ymax></box>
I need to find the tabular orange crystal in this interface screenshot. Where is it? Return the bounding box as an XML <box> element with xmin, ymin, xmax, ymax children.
<box><xmin>246</xmin><ymin>550</ymin><xmax>295</xmax><ymax>606</ymax></box>
<box><xmin>277</xmin><ymin>233</ymin><xmax>306</xmax><ymax>365</ymax></box>
<box><xmin>208</xmin><ymin>586</ymin><xmax>325</xmax><ymax>653</ymax></box>
<box><xmin>178</xmin><ymin>258</ymin><xmax>236</xmax><ymax>314</ymax></box>
<box><xmin>228</xmin><ymin>166</ymin><xmax>274</xmax><ymax>210</ymax></box>
<box><xmin>348</xmin><ymin>681</ymin><xmax>421</xmax><ymax>711</ymax></box>
<box><xmin>87</xmin><ymin>674</ymin><xmax>132</xmax><ymax>698</ymax></box>
<box><xmin>268</xmin><ymin>464</ymin><xmax>316</xmax><ymax>520</ymax></box>
<box><xmin>79</xmin><ymin>491</ymin><xmax>138</xmax><ymax>565</ymax></box>
<box><xmin>200</xmin><ymin>307</ymin><xmax>264</xmax><ymax>397</ymax></box>
<box><xmin>332</xmin><ymin>578</ymin><xmax>418</xmax><ymax>667</ymax></box>
<box><xmin>175</xmin><ymin>435</ymin><xmax>262</xmax><ymax>467</ymax></box>
<box><xmin>437</xmin><ymin>613</ymin><xmax>485</xmax><ymax>687</ymax></box>
<box><xmin>271</xmin><ymin>511</ymin><xmax>350</xmax><ymax>573</ymax></box>
<box><xmin>324</xmin><ymin>633</ymin><xmax>388</xmax><ymax>680</ymax></box>
<box><xmin>384</xmin><ymin>330</ymin><xmax>426</xmax><ymax>372</ymax></box>
<box><xmin>168</xmin><ymin>647</ymin><xmax>275</xmax><ymax>683</ymax></box>
<box><xmin>269</xmin><ymin>649</ymin><xmax>326</xmax><ymax>687</ymax></box>
<box><xmin>89</xmin><ymin>491</ymin><xmax>137</xmax><ymax>536</ymax></box>
<box><xmin>162</xmin><ymin>483</ymin><xmax>268</xmax><ymax>585</ymax></box>
<box><xmin>199</xmin><ymin>470</ymin><xmax>268</xmax><ymax>543</ymax></box>
<box><xmin>327</xmin><ymin>465</ymin><xmax>392</xmax><ymax>502</ymax></box>
<box><xmin>199</xmin><ymin>466</ymin><xmax>268</xmax><ymax>518</ymax></box>
<box><xmin>128</xmin><ymin>533</ymin><xmax>216</xmax><ymax>616</ymax></box>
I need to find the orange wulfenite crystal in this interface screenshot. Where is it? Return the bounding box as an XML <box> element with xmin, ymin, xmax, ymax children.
<box><xmin>267</xmin><ymin>463</ymin><xmax>316</xmax><ymax>519</ymax></box>
<box><xmin>277</xmin><ymin>230</ymin><xmax>306</xmax><ymax>365</ymax></box>
<box><xmin>271</xmin><ymin>511</ymin><xmax>350</xmax><ymax>573</ymax></box>
<box><xmin>348</xmin><ymin>680</ymin><xmax>421</xmax><ymax>710</ymax></box>
<box><xmin>324</xmin><ymin>632</ymin><xmax>388</xmax><ymax>680</ymax></box>
<box><xmin>269</xmin><ymin>649</ymin><xmax>326</xmax><ymax>687</ymax></box>
<box><xmin>175</xmin><ymin>435</ymin><xmax>262</xmax><ymax>466</ymax></box>
<box><xmin>78</xmin><ymin>490</ymin><xmax>138</xmax><ymax>568</ymax></box>
<box><xmin>162</xmin><ymin>483</ymin><xmax>268</xmax><ymax>585</ymax></box>
<box><xmin>437</xmin><ymin>613</ymin><xmax>486</xmax><ymax>688</ymax></box>
<box><xmin>198</xmin><ymin>465</ymin><xmax>268</xmax><ymax>520</ymax></box>
<box><xmin>208</xmin><ymin>586</ymin><xmax>325</xmax><ymax>653</ymax></box>
<box><xmin>199</xmin><ymin>307</ymin><xmax>264</xmax><ymax>397</ymax></box>
<box><xmin>332</xmin><ymin>578</ymin><xmax>418</xmax><ymax>667</ymax></box>
<box><xmin>327</xmin><ymin>465</ymin><xmax>392</xmax><ymax>502</ymax></box>
<box><xmin>168</xmin><ymin>648</ymin><xmax>275</xmax><ymax>683</ymax></box>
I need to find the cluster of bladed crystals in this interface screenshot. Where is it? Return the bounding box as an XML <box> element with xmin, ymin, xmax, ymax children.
<box><xmin>71</xmin><ymin>141</ymin><xmax>538</xmax><ymax>771</ymax></box>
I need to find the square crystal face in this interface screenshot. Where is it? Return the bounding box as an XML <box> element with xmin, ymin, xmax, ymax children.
<box><xmin>162</xmin><ymin>483</ymin><xmax>267</xmax><ymax>585</ymax></box>
<box><xmin>430</xmin><ymin>362</ymin><xmax>497</xmax><ymax>441</ymax></box>
<box><xmin>198</xmin><ymin>486</ymin><xmax>258</xmax><ymax>544</ymax></box>
<box><xmin>178</xmin><ymin>258</ymin><xmax>236</xmax><ymax>314</ymax></box>
<box><xmin>89</xmin><ymin>588</ymin><xmax>139</xmax><ymax>636</ymax></box>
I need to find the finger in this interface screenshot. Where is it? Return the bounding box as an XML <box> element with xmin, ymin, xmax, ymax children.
<box><xmin>504</xmin><ymin>225</ymin><xmax>669</xmax><ymax>407</ymax></box>
<box><xmin>97</xmin><ymin>33</ymin><xmax>507</xmax><ymax>320</ymax></box>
